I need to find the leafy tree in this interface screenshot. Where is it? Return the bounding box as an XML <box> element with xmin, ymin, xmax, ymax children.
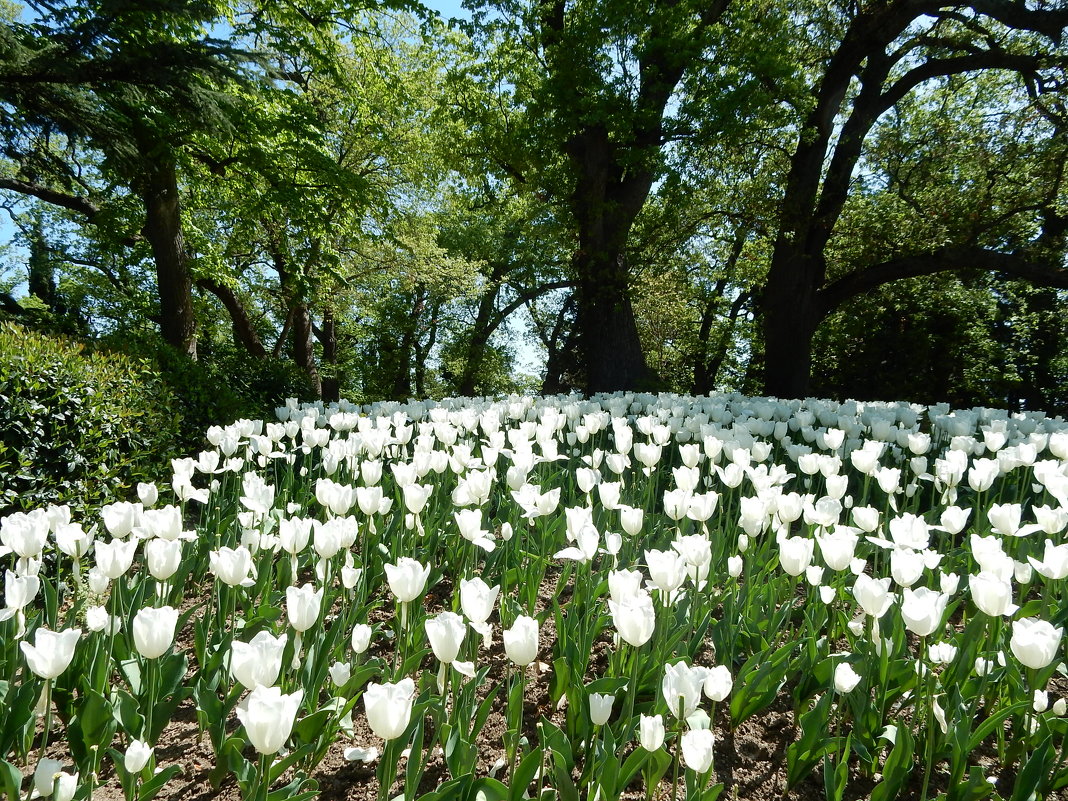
<box><xmin>761</xmin><ymin>1</ymin><xmax>1068</xmax><ymax>397</ymax></box>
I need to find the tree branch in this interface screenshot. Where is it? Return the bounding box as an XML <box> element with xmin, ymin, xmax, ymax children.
<box><xmin>0</xmin><ymin>176</ymin><xmax>100</xmax><ymax>218</ymax></box>
<box><xmin>816</xmin><ymin>246</ymin><xmax>1068</xmax><ymax>318</ymax></box>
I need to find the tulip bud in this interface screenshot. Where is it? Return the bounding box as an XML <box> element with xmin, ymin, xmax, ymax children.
<box><xmin>425</xmin><ymin>611</ymin><xmax>466</xmax><ymax>664</ymax></box>
<box><xmin>833</xmin><ymin>662</ymin><xmax>862</xmax><ymax>693</ymax></box>
<box><xmin>236</xmin><ymin>686</ymin><xmax>303</xmax><ymax>754</ymax></box>
<box><xmin>364</xmin><ymin>678</ymin><xmax>416</xmax><ymax>740</ymax></box>
<box><xmin>21</xmin><ymin>627</ymin><xmax>81</xmax><ymax>679</ymax></box>
<box><xmin>124</xmin><ymin>740</ymin><xmax>153</xmax><ymax>773</ymax></box>
<box><xmin>351</xmin><ymin>624</ymin><xmax>373</xmax><ymax>654</ymax></box>
<box><xmin>590</xmin><ymin>693</ymin><xmax>614</xmax><ymax>725</ymax></box>
<box><xmin>639</xmin><ymin>713</ymin><xmax>665</xmax><ymax>751</ymax></box>
<box><xmin>132</xmin><ymin>606</ymin><xmax>178</xmax><ymax>659</ymax></box>
<box><xmin>1010</xmin><ymin>618</ymin><xmax>1063</xmax><ymax>670</ymax></box>
<box><xmin>681</xmin><ymin>729</ymin><xmax>715</xmax><ymax>773</ymax></box>
<box><xmin>503</xmin><ymin>615</ymin><xmax>538</xmax><ymax>666</ymax></box>
<box><xmin>230</xmin><ymin>630</ymin><xmax>286</xmax><ymax>690</ymax></box>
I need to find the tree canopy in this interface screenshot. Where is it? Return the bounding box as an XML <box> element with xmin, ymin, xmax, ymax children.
<box><xmin>1</xmin><ymin>0</ymin><xmax>1066</xmax><ymax>412</ymax></box>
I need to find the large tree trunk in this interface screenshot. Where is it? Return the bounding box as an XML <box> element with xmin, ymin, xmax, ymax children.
<box><xmin>574</xmin><ymin>248</ymin><xmax>652</xmax><ymax>392</ymax></box>
<box><xmin>291</xmin><ymin>300</ymin><xmax>321</xmax><ymax>399</ymax></box>
<box><xmin>762</xmin><ymin>249</ymin><xmax>821</xmax><ymax>398</ymax></box>
<box><xmin>568</xmin><ymin>126</ymin><xmax>659</xmax><ymax>393</ymax></box>
<box><xmin>458</xmin><ymin>276</ymin><xmax>503</xmax><ymax>396</ymax></box>
<box><xmin>320</xmin><ymin>307</ymin><xmax>339</xmax><ymax>404</ymax></box>
<box><xmin>141</xmin><ymin>162</ymin><xmax>197</xmax><ymax>358</ymax></box>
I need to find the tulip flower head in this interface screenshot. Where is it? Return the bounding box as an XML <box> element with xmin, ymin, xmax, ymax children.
<box><xmin>900</xmin><ymin>587</ymin><xmax>949</xmax><ymax>637</ymax></box>
<box><xmin>286</xmin><ymin>583</ymin><xmax>324</xmax><ymax>633</ymax></box>
<box><xmin>364</xmin><ymin>678</ymin><xmax>416</xmax><ymax>741</ymax></box>
<box><xmin>21</xmin><ymin>627</ymin><xmax>81</xmax><ymax>679</ymax></box>
<box><xmin>230</xmin><ymin>630</ymin><xmax>287</xmax><ymax>690</ymax></box>
<box><xmin>609</xmin><ymin>590</ymin><xmax>656</xmax><ymax>648</ymax></box>
<box><xmin>639</xmin><ymin>713</ymin><xmax>665</xmax><ymax>751</ymax></box>
<box><xmin>1010</xmin><ymin>618</ymin><xmax>1064</xmax><ymax>670</ymax></box>
<box><xmin>384</xmin><ymin>558</ymin><xmax>431</xmax><ymax>603</ymax></box>
<box><xmin>589</xmin><ymin>692</ymin><xmax>614</xmax><ymax>725</ymax></box>
<box><xmin>503</xmin><ymin>615</ymin><xmax>539</xmax><ymax>666</ymax></box>
<box><xmin>681</xmin><ymin>729</ymin><xmax>716</xmax><ymax>774</ymax></box>
<box><xmin>124</xmin><ymin>740</ymin><xmax>153</xmax><ymax>773</ymax></box>
<box><xmin>425</xmin><ymin>611</ymin><xmax>466</xmax><ymax>664</ymax></box>
<box><xmin>132</xmin><ymin>606</ymin><xmax>179</xmax><ymax>659</ymax></box>
<box><xmin>236</xmin><ymin>686</ymin><xmax>303</xmax><ymax>754</ymax></box>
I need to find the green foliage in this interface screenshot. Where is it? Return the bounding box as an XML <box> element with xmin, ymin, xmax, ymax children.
<box><xmin>0</xmin><ymin>322</ymin><xmax>181</xmax><ymax>515</ymax></box>
<box><xmin>810</xmin><ymin>275</ymin><xmax>1068</xmax><ymax>415</ymax></box>
<box><xmin>113</xmin><ymin>339</ymin><xmax>314</xmax><ymax>451</ymax></box>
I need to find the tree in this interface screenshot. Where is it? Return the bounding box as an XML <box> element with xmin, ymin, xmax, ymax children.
<box><xmin>761</xmin><ymin>1</ymin><xmax>1068</xmax><ymax>397</ymax></box>
<box><xmin>462</xmin><ymin>0</ymin><xmax>773</xmax><ymax>392</ymax></box>
<box><xmin>0</xmin><ymin>0</ymin><xmax>259</xmax><ymax>356</ymax></box>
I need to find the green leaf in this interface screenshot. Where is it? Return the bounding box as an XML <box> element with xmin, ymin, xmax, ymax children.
<box><xmin>509</xmin><ymin>747</ymin><xmax>543</xmax><ymax>801</ymax></box>
<box><xmin>870</xmin><ymin>724</ymin><xmax>915</xmax><ymax>801</ymax></box>
<box><xmin>138</xmin><ymin>764</ymin><xmax>182</xmax><ymax>801</ymax></box>
<box><xmin>787</xmin><ymin>692</ymin><xmax>833</xmax><ymax>788</ymax></box>
<box><xmin>1010</xmin><ymin>735</ymin><xmax>1053</xmax><ymax>801</ymax></box>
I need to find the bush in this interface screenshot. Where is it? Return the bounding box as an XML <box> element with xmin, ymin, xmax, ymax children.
<box><xmin>139</xmin><ymin>343</ymin><xmax>315</xmax><ymax>452</ymax></box>
<box><xmin>0</xmin><ymin>322</ymin><xmax>182</xmax><ymax>515</ymax></box>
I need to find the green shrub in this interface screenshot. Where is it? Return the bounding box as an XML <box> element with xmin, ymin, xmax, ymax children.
<box><xmin>0</xmin><ymin>322</ymin><xmax>182</xmax><ymax>515</ymax></box>
<box><xmin>131</xmin><ymin>343</ymin><xmax>314</xmax><ymax>452</ymax></box>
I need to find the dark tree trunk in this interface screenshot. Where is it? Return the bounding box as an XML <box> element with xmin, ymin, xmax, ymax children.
<box><xmin>762</xmin><ymin>249</ymin><xmax>821</xmax><ymax>398</ymax></box>
<box><xmin>320</xmin><ymin>307</ymin><xmax>339</xmax><ymax>404</ymax></box>
<box><xmin>458</xmin><ymin>279</ymin><xmax>503</xmax><ymax>397</ymax></box>
<box><xmin>269</xmin><ymin>233</ymin><xmax>322</xmax><ymax>398</ymax></box>
<box><xmin>567</xmin><ymin>125</ymin><xmax>659</xmax><ymax>393</ymax></box>
<box><xmin>141</xmin><ymin>162</ymin><xmax>196</xmax><ymax>358</ymax></box>
<box><xmin>197</xmin><ymin>277</ymin><xmax>266</xmax><ymax>359</ymax></box>
<box><xmin>291</xmin><ymin>300</ymin><xmax>321</xmax><ymax>399</ymax></box>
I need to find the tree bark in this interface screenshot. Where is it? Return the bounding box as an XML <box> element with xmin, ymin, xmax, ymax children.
<box><xmin>197</xmin><ymin>277</ymin><xmax>267</xmax><ymax>358</ymax></box>
<box><xmin>319</xmin><ymin>307</ymin><xmax>339</xmax><ymax>404</ymax></box>
<box><xmin>140</xmin><ymin>161</ymin><xmax>197</xmax><ymax>358</ymax></box>
<box><xmin>568</xmin><ymin>126</ymin><xmax>659</xmax><ymax>393</ymax></box>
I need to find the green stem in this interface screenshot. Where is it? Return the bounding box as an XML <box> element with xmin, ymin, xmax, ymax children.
<box><xmin>38</xmin><ymin>679</ymin><xmax>52</xmax><ymax>766</ymax></box>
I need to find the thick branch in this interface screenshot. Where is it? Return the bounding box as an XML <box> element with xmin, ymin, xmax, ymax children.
<box><xmin>816</xmin><ymin>246</ymin><xmax>1068</xmax><ymax>317</ymax></box>
<box><xmin>196</xmin><ymin>277</ymin><xmax>267</xmax><ymax>358</ymax></box>
<box><xmin>0</xmin><ymin>176</ymin><xmax>100</xmax><ymax>218</ymax></box>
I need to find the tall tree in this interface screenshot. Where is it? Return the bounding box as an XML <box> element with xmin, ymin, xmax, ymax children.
<box><xmin>0</xmin><ymin>0</ymin><xmax>258</xmax><ymax>356</ymax></box>
<box><xmin>463</xmin><ymin>0</ymin><xmax>772</xmax><ymax>392</ymax></box>
<box><xmin>761</xmin><ymin>1</ymin><xmax>1068</xmax><ymax>397</ymax></box>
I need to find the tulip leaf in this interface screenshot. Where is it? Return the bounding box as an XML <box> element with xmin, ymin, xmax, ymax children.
<box><xmin>413</xmin><ymin>776</ymin><xmax>473</xmax><ymax>801</ymax></box>
<box><xmin>508</xmin><ymin>746</ymin><xmax>542</xmax><ymax>801</ymax></box>
<box><xmin>550</xmin><ymin>749</ymin><xmax>580</xmax><ymax>801</ymax></box>
<box><xmin>967</xmin><ymin>701</ymin><xmax>1030</xmax><ymax>753</ymax></box>
<box><xmin>947</xmin><ymin>767</ymin><xmax>997</xmax><ymax>801</ymax></box>
<box><xmin>787</xmin><ymin>692</ymin><xmax>834</xmax><ymax>788</ymax></box>
<box><xmin>404</xmin><ymin>717</ymin><xmax>427</xmax><ymax>798</ymax></box>
<box><xmin>268</xmin><ymin>743</ymin><xmax>315</xmax><ymax>783</ymax></box>
<box><xmin>468</xmin><ymin>777</ymin><xmax>508</xmax><ymax>801</ymax></box>
<box><xmin>0</xmin><ymin>679</ymin><xmax>39</xmax><ymax>757</ymax></box>
<box><xmin>119</xmin><ymin>658</ymin><xmax>143</xmax><ymax>695</ymax></box>
<box><xmin>292</xmin><ymin>709</ymin><xmax>333</xmax><ymax>745</ymax></box>
<box><xmin>138</xmin><ymin>764</ymin><xmax>182</xmax><ymax>801</ymax></box>
<box><xmin>68</xmin><ymin>688</ymin><xmax>117</xmax><ymax>766</ymax></box>
<box><xmin>112</xmin><ymin>688</ymin><xmax>146</xmax><ymax>739</ymax></box>
<box><xmin>266</xmin><ymin>776</ymin><xmax>318</xmax><ymax>801</ymax></box>
<box><xmin>0</xmin><ymin>758</ymin><xmax>23</xmax><ymax>801</ymax></box>
<box><xmin>731</xmin><ymin>640</ymin><xmax>796</xmax><ymax>725</ymax></box>
<box><xmin>870</xmin><ymin>723</ymin><xmax>915</xmax><ymax>801</ymax></box>
<box><xmin>1010</xmin><ymin>735</ymin><xmax>1053</xmax><ymax>801</ymax></box>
